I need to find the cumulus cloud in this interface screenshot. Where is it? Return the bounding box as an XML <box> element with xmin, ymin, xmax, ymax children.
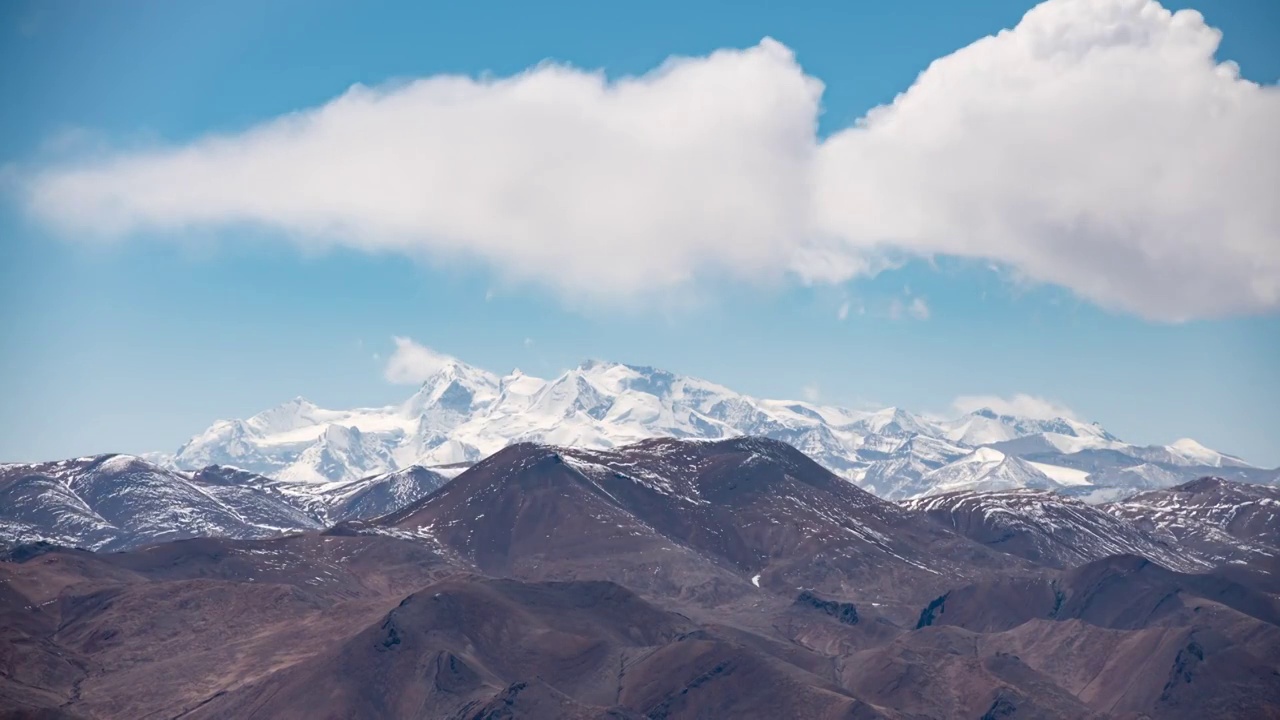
<box><xmin>952</xmin><ymin>394</ymin><xmax>1080</xmax><ymax>421</ymax></box>
<box><xmin>26</xmin><ymin>40</ymin><xmax>823</xmax><ymax>304</ymax></box>
<box><xmin>20</xmin><ymin>0</ymin><xmax>1280</xmax><ymax>320</ymax></box>
<box><xmin>383</xmin><ymin>337</ymin><xmax>460</xmax><ymax>384</ymax></box>
<box><xmin>816</xmin><ymin>0</ymin><xmax>1280</xmax><ymax>320</ymax></box>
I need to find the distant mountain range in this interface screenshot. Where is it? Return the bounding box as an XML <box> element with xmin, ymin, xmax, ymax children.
<box><xmin>160</xmin><ymin>348</ymin><xmax>1275</xmax><ymax>500</ymax></box>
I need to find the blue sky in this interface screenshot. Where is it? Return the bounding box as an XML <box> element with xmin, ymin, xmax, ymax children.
<box><xmin>1</xmin><ymin>0</ymin><xmax>1277</xmax><ymax>466</ymax></box>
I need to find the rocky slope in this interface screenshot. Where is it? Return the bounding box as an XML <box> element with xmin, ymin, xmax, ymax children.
<box><xmin>375</xmin><ymin>437</ymin><xmax>1021</xmax><ymax>610</ymax></box>
<box><xmin>904</xmin><ymin>488</ymin><xmax>1209</xmax><ymax>572</ymax></box>
<box><xmin>1105</xmin><ymin>476</ymin><xmax>1280</xmax><ymax>564</ymax></box>
<box><xmin>0</xmin><ymin>456</ymin><xmax>448</xmax><ymax>551</ymax></box>
<box><xmin>2</xmin><ymin>438</ymin><xmax>1280</xmax><ymax>717</ymax></box>
<box><xmin>3</xmin><ymin>441</ymin><xmax>1280</xmax><ymax>719</ymax></box>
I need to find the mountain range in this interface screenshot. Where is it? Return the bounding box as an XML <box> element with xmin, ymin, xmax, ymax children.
<box><xmin>4</xmin><ymin>437</ymin><xmax>1279</xmax><ymax>719</ymax></box>
<box><xmin>4</xmin><ymin>348</ymin><xmax>1279</xmax><ymax>717</ymax></box>
<box><xmin>163</xmin><ymin>348</ymin><xmax>1276</xmax><ymax>501</ymax></box>
<box><xmin>0</xmin><ymin>455</ymin><xmax>447</xmax><ymax>551</ymax></box>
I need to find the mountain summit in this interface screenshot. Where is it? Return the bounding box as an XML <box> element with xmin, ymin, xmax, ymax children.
<box><xmin>167</xmin><ymin>348</ymin><xmax>1270</xmax><ymax>499</ymax></box>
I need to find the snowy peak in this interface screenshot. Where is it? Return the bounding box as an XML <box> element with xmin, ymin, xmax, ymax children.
<box><xmin>575</xmin><ymin>360</ymin><xmax>681</xmax><ymax>400</ymax></box>
<box><xmin>401</xmin><ymin>358</ymin><xmax>501</xmax><ymax>418</ymax></box>
<box><xmin>321</xmin><ymin>423</ymin><xmax>359</xmax><ymax>450</ymax></box>
<box><xmin>918</xmin><ymin>447</ymin><xmax>1060</xmax><ymax>497</ymax></box>
<box><xmin>279</xmin><ymin>424</ymin><xmax>395</xmax><ymax>484</ymax></box>
<box><xmin>1165</xmin><ymin>438</ymin><xmax>1250</xmax><ymax>468</ymax></box>
<box><xmin>942</xmin><ymin>408</ymin><xmax>1117</xmax><ymax>449</ymax></box>
<box><xmin>496</xmin><ymin>369</ymin><xmax>546</xmax><ymax>406</ymax></box>
<box><xmin>165</xmin><ymin>347</ymin><xmax>1266</xmax><ymax>497</ymax></box>
<box><xmin>246</xmin><ymin>396</ymin><xmax>326</xmax><ymax>435</ymax></box>
<box><xmin>968</xmin><ymin>446</ymin><xmax>1006</xmax><ymax>464</ymax></box>
<box><xmin>853</xmin><ymin>407</ymin><xmax>938</xmax><ymax>437</ymax></box>
<box><xmin>942</xmin><ymin>412</ymin><xmax>1020</xmax><ymax>446</ymax></box>
<box><xmin>1170</xmin><ymin>437</ymin><xmax>1214</xmax><ymax>455</ymax></box>
<box><xmin>531</xmin><ymin>368</ymin><xmax>615</xmax><ymax>420</ymax></box>
<box><xmin>173</xmin><ymin>418</ymin><xmax>266</xmax><ymax>471</ymax></box>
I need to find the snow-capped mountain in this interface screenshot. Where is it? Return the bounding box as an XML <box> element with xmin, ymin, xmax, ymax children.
<box><xmin>0</xmin><ymin>455</ymin><xmax>320</xmax><ymax>551</ymax></box>
<box><xmin>0</xmin><ymin>454</ymin><xmax>450</xmax><ymax>551</ymax></box>
<box><xmin>936</xmin><ymin>407</ymin><xmax>1118</xmax><ymax>450</ymax></box>
<box><xmin>163</xmin><ymin>348</ymin><xmax>1271</xmax><ymax>500</ymax></box>
<box><xmin>314</xmin><ymin>466</ymin><xmax>450</xmax><ymax>522</ymax></box>
<box><xmin>278</xmin><ymin>424</ymin><xmax>398</xmax><ymax>484</ymax></box>
<box><xmin>854</xmin><ymin>435</ymin><xmax>970</xmax><ymax>498</ymax></box>
<box><xmin>1140</xmin><ymin>438</ymin><xmax>1253</xmax><ymax>469</ymax></box>
<box><xmin>916</xmin><ymin>447</ymin><xmax>1062</xmax><ymax>495</ymax></box>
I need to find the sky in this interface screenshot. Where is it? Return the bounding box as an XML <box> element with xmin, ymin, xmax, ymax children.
<box><xmin>1</xmin><ymin>0</ymin><xmax>1277</xmax><ymax>466</ymax></box>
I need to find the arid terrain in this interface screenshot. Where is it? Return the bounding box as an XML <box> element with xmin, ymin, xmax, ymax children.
<box><xmin>3</xmin><ymin>438</ymin><xmax>1279</xmax><ymax>719</ymax></box>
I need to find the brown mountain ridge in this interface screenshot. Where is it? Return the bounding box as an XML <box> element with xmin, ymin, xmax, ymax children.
<box><xmin>2</xmin><ymin>437</ymin><xmax>1277</xmax><ymax>719</ymax></box>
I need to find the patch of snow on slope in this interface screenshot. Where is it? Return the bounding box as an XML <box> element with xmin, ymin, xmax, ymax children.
<box><xmin>1027</xmin><ymin>462</ymin><xmax>1092</xmax><ymax>487</ymax></box>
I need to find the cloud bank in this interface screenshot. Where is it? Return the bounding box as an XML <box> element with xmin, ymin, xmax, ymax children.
<box><xmin>22</xmin><ymin>0</ymin><xmax>1280</xmax><ymax>320</ymax></box>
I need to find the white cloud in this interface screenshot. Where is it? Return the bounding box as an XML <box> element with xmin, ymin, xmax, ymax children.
<box><xmin>952</xmin><ymin>393</ymin><xmax>1080</xmax><ymax>421</ymax></box>
<box><xmin>383</xmin><ymin>336</ymin><xmax>459</xmax><ymax>384</ymax></box>
<box><xmin>815</xmin><ymin>0</ymin><xmax>1280</xmax><ymax>321</ymax></box>
<box><xmin>25</xmin><ymin>40</ymin><xmax>822</xmax><ymax>306</ymax></box>
<box><xmin>801</xmin><ymin>384</ymin><xmax>821</xmax><ymax>402</ymax></box>
<box><xmin>20</xmin><ymin>0</ymin><xmax>1280</xmax><ymax>321</ymax></box>
<box><xmin>523</xmin><ymin>337</ymin><xmax>534</xmax><ymax>348</ymax></box>
<box><xmin>907</xmin><ymin>297</ymin><xmax>930</xmax><ymax>320</ymax></box>
<box><xmin>836</xmin><ymin>301</ymin><xmax>850</xmax><ymax>321</ymax></box>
